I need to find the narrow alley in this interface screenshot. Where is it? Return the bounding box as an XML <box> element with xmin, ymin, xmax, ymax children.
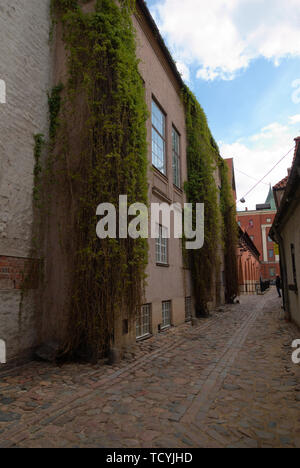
<box><xmin>0</xmin><ymin>288</ymin><xmax>299</xmax><ymax>448</ymax></box>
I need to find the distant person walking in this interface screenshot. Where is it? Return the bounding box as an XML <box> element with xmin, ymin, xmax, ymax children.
<box><xmin>276</xmin><ymin>275</ymin><xmax>282</xmax><ymax>298</ymax></box>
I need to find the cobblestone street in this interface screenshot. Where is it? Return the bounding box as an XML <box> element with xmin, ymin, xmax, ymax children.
<box><xmin>0</xmin><ymin>288</ymin><xmax>299</xmax><ymax>448</ymax></box>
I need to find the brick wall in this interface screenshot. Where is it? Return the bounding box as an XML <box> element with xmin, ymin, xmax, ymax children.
<box><xmin>0</xmin><ymin>256</ymin><xmax>39</xmax><ymax>290</ymax></box>
<box><xmin>237</xmin><ymin>211</ymin><xmax>280</xmax><ymax>280</ymax></box>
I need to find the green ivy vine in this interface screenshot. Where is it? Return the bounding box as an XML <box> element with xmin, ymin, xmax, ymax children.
<box><xmin>182</xmin><ymin>87</ymin><xmax>221</xmax><ymax>315</ymax></box>
<box><xmin>219</xmin><ymin>159</ymin><xmax>239</xmax><ymax>302</ymax></box>
<box><xmin>49</xmin><ymin>0</ymin><xmax>149</xmax><ymax>361</ymax></box>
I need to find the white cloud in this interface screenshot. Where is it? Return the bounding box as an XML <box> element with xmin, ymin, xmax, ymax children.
<box><xmin>289</xmin><ymin>114</ymin><xmax>300</xmax><ymax>125</ymax></box>
<box><xmin>220</xmin><ymin>119</ymin><xmax>297</xmax><ymax>210</ymax></box>
<box><xmin>151</xmin><ymin>0</ymin><xmax>300</xmax><ymax>81</ymax></box>
<box><xmin>176</xmin><ymin>61</ymin><xmax>191</xmax><ymax>82</ymax></box>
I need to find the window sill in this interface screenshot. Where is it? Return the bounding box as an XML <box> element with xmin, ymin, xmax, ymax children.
<box><xmin>156</xmin><ymin>263</ymin><xmax>169</xmax><ymax>268</ymax></box>
<box><xmin>173</xmin><ymin>184</ymin><xmax>183</xmax><ymax>195</ymax></box>
<box><xmin>136</xmin><ymin>333</ymin><xmax>152</xmax><ymax>342</ymax></box>
<box><xmin>160</xmin><ymin>325</ymin><xmax>171</xmax><ymax>331</ymax></box>
<box><xmin>152</xmin><ymin>165</ymin><xmax>168</xmax><ymax>181</ymax></box>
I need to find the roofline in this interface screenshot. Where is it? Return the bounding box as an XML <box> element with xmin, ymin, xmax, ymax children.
<box><xmin>238</xmin><ymin>226</ymin><xmax>260</xmax><ymax>259</ymax></box>
<box><xmin>237</xmin><ymin>210</ymin><xmax>277</xmax><ymax>216</ymax></box>
<box><xmin>270</xmin><ymin>139</ymin><xmax>300</xmax><ymax>238</ymax></box>
<box><xmin>136</xmin><ymin>0</ymin><xmax>185</xmax><ymax>90</ymax></box>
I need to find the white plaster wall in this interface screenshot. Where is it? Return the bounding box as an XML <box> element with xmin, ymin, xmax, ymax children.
<box><xmin>0</xmin><ymin>0</ymin><xmax>51</xmax><ymax>257</ymax></box>
<box><xmin>0</xmin><ymin>0</ymin><xmax>51</xmax><ymax>362</ymax></box>
<box><xmin>282</xmin><ymin>200</ymin><xmax>300</xmax><ymax>328</ymax></box>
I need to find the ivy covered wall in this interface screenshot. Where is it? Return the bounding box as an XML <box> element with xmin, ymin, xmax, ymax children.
<box><xmin>40</xmin><ymin>0</ymin><xmax>149</xmax><ymax>361</ymax></box>
<box><xmin>35</xmin><ymin>0</ymin><xmax>238</xmax><ymax>362</ymax></box>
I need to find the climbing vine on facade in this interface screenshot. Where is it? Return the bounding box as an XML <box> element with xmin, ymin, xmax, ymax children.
<box><xmin>49</xmin><ymin>0</ymin><xmax>149</xmax><ymax>361</ymax></box>
<box><xmin>219</xmin><ymin>160</ymin><xmax>239</xmax><ymax>302</ymax></box>
<box><xmin>183</xmin><ymin>87</ymin><xmax>221</xmax><ymax>316</ymax></box>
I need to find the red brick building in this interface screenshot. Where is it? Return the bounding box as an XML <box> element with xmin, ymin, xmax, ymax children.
<box><xmin>225</xmin><ymin>158</ymin><xmax>262</xmax><ymax>294</ymax></box>
<box><xmin>237</xmin><ymin>188</ymin><xmax>280</xmax><ymax>282</ymax></box>
<box><xmin>238</xmin><ymin>227</ymin><xmax>261</xmax><ymax>294</ymax></box>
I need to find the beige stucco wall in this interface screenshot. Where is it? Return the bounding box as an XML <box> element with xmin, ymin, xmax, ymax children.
<box><xmin>281</xmin><ymin>200</ymin><xmax>300</xmax><ymax>327</ymax></box>
<box><xmin>0</xmin><ymin>0</ymin><xmax>51</xmax><ymax>361</ymax></box>
<box><xmin>133</xmin><ymin>12</ymin><xmax>194</xmax><ymax>333</ymax></box>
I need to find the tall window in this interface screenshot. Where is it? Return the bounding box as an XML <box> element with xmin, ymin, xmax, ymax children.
<box><xmin>152</xmin><ymin>100</ymin><xmax>166</xmax><ymax>174</ymax></box>
<box><xmin>249</xmin><ymin>220</ymin><xmax>254</xmax><ymax>228</ymax></box>
<box><xmin>162</xmin><ymin>301</ymin><xmax>171</xmax><ymax>328</ymax></box>
<box><xmin>172</xmin><ymin>127</ymin><xmax>181</xmax><ymax>188</ymax></box>
<box><xmin>291</xmin><ymin>244</ymin><xmax>298</xmax><ymax>290</ymax></box>
<box><xmin>270</xmin><ymin>268</ymin><xmax>275</xmax><ymax>277</ymax></box>
<box><xmin>156</xmin><ymin>225</ymin><xmax>168</xmax><ymax>265</ymax></box>
<box><xmin>136</xmin><ymin>304</ymin><xmax>151</xmax><ymax>339</ymax></box>
<box><xmin>269</xmin><ymin>249</ymin><xmax>274</xmax><ymax>259</ymax></box>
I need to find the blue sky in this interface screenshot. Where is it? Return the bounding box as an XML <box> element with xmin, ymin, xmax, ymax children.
<box><xmin>145</xmin><ymin>0</ymin><xmax>300</xmax><ymax>209</ymax></box>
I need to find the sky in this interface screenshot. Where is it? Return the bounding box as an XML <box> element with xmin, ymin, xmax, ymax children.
<box><xmin>145</xmin><ymin>0</ymin><xmax>300</xmax><ymax>210</ymax></box>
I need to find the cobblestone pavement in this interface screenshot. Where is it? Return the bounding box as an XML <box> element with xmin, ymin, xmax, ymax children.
<box><xmin>0</xmin><ymin>288</ymin><xmax>299</xmax><ymax>448</ymax></box>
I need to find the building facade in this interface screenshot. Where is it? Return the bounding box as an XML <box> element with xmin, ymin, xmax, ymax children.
<box><xmin>133</xmin><ymin>2</ymin><xmax>194</xmax><ymax>339</ymax></box>
<box><xmin>270</xmin><ymin>137</ymin><xmax>300</xmax><ymax>327</ymax></box>
<box><xmin>0</xmin><ymin>0</ymin><xmax>228</xmax><ymax>365</ymax></box>
<box><xmin>237</xmin><ymin>227</ymin><xmax>261</xmax><ymax>294</ymax></box>
<box><xmin>237</xmin><ymin>188</ymin><xmax>280</xmax><ymax>282</ymax></box>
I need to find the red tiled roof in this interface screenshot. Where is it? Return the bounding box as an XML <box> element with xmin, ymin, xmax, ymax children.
<box><xmin>273</xmin><ymin>175</ymin><xmax>289</xmax><ymax>190</ymax></box>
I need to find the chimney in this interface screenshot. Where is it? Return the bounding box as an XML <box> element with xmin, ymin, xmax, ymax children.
<box><xmin>245</xmin><ymin>207</ymin><xmax>248</xmax><ymax>211</ymax></box>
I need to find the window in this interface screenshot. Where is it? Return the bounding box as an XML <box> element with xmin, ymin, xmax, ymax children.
<box><xmin>162</xmin><ymin>301</ymin><xmax>171</xmax><ymax>328</ymax></box>
<box><xmin>136</xmin><ymin>304</ymin><xmax>151</xmax><ymax>339</ymax></box>
<box><xmin>238</xmin><ymin>221</ymin><xmax>241</xmax><ymax>227</ymax></box>
<box><xmin>267</xmin><ymin>218</ymin><xmax>271</xmax><ymax>223</ymax></box>
<box><xmin>268</xmin><ymin>235</ymin><xmax>272</xmax><ymax>242</ymax></box>
<box><xmin>291</xmin><ymin>244</ymin><xmax>298</xmax><ymax>290</ymax></box>
<box><xmin>172</xmin><ymin>127</ymin><xmax>181</xmax><ymax>188</ymax></box>
<box><xmin>269</xmin><ymin>249</ymin><xmax>274</xmax><ymax>259</ymax></box>
<box><xmin>123</xmin><ymin>319</ymin><xmax>129</xmax><ymax>335</ymax></box>
<box><xmin>249</xmin><ymin>220</ymin><xmax>254</xmax><ymax>228</ymax></box>
<box><xmin>270</xmin><ymin>268</ymin><xmax>275</xmax><ymax>277</ymax></box>
<box><xmin>156</xmin><ymin>225</ymin><xmax>168</xmax><ymax>265</ymax></box>
<box><xmin>185</xmin><ymin>297</ymin><xmax>192</xmax><ymax>322</ymax></box>
<box><xmin>152</xmin><ymin>100</ymin><xmax>166</xmax><ymax>174</ymax></box>
<box><xmin>250</xmin><ymin>236</ymin><xmax>254</xmax><ymax>241</ymax></box>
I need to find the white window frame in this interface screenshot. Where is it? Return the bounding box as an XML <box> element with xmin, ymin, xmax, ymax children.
<box><xmin>136</xmin><ymin>304</ymin><xmax>151</xmax><ymax>339</ymax></box>
<box><xmin>162</xmin><ymin>301</ymin><xmax>171</xmax><ymax>329</ymax></box>
<box><xmin>156</xmin><ymin>225</ymin><xmax>168</xmax><ymax>265</ymax></box>
<box><xmin>152</xmin><ymin>100</ymin><xmax>166</xmax><ymax>175</ymax></box>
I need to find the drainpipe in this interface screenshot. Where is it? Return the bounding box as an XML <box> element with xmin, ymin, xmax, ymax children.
<box><xmin>273</xmin><ymin>226</ymin><xmax>291</xmax><ymax>321</ymax></box>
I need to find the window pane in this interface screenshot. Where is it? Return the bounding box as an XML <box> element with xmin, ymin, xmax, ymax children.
<box><xmin>172</xmin><ymin>128</ymin><xmax>180</xmax><ymax>188</ymax></box>
<box><xmin>136</xmin><ymin>304</ymin><xmax>151</xmax><ymax>339</ymax></box>
<box><xmin>156</xmin><ymin>225</ymin><xmax>168</xmax><ymax>264</ymax></box>
<box><xmin>152</xmin><ymin>101</ymin><xmax>165</xmax><ymax>136</ymax></box>
<box><xmin>162</xmin><ymin>301</ymin><xmax>171</xmax><ymax>328</ymax></box>
<box><xmin>152</xmin><ymin>101</ymin><xmax>166</xmax><ymax>174</ymax></box>
<box><xmin>152</xmin><ymin>128</ymin><xmax>165</xmax><ymax>174</ymax></box>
